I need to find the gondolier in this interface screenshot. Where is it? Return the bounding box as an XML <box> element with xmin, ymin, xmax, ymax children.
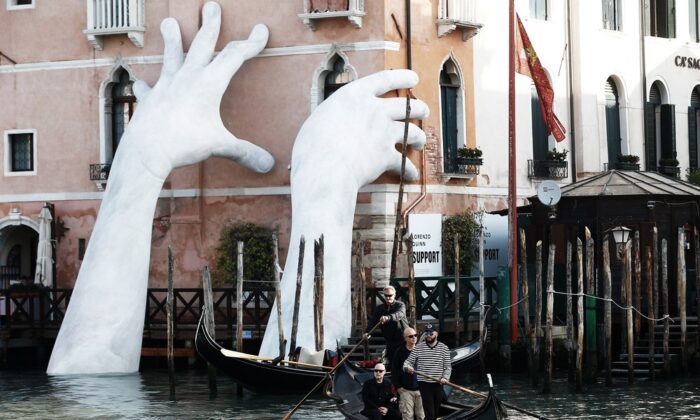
<box><xmin>392</xmin><ymin>327</ymin><xmax>424</xmax><ymax>420</ymax></box>
<box><xmin>403</xmin><ymin>324</ymin><xmax>451</xmax><ymax>420</ymax></box>
<box><xmin>365</xmin><ymin>286</ymin><xmax>408</xmax><ymax>367</ymax></box>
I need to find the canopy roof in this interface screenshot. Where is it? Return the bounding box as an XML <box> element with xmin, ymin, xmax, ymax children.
<box><xmin>558</xmin><ymin>170</ymin><xmax>700</xmax><ymax>198</ymax></box>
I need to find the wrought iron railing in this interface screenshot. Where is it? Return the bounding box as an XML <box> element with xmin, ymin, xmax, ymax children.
<box><xmin>528</xmin><ymin>159</ymin><xmax>568</xmax><ymax>179</ymax></box>
<box><xmin>445</xmin><ymin>157</ymin><xmax>482</xmax><ymax>175</ymax></box>
<box><xmin>89</xmin><ymin>163</ymin><xmax>112</xmax><ymax>181</ymax></box>
<box><xmin>437</xmin><ymin>0</ymin><xmax>478</xmax><ymax>23</ymax></box>
<box><xmin>604</xmin><ymin>162</ymin><xmax>640</xmax><ymax>171</ymax></box>
<box><xmin>657</xmin><ymin>165</ymin><xmax>681</xmax><ymax>178</ymax></box>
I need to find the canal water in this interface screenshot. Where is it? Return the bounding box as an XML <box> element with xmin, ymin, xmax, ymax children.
<box><xmin>0</xmin><ymin>368</ymin><xmax>698</xmax><ymax>419</ymax></box>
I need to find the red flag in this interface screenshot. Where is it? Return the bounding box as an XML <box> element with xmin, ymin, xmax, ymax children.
<box><xmin>515</xmin><ymin>14</ymin><xmax>566</xmax><ymax>142</ymax></box>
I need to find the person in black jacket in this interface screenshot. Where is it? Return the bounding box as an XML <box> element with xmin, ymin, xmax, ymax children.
<box><xmin>365</xmin><ymin>286</ymin><xmax>408</xmax><ymax>367</ymax></box>
<box><xmin>391</xmin><ymin>327</ymin><xmax>424</xmax><ymax>420</ymax></box>
<box><xmin>361</xmin><ymin>363</ymin><xmax>401</xmax><ymax>420</ymax></box>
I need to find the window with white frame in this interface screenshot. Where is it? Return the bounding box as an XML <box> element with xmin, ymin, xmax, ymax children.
<box><xmin>6</xmin><ymin>0</ymin><xmax>34</xmax><ymax>10</ymax></box>
<box><xmin>602</xmin><ymin>0</ymin><xmax>622</xmax><ymax>30</ymax></box>
<box><xmin>530</xmin><ymin>0</ymin><xmax>549</xmax><ymax>20</ymax></box>
<box><xmin>4</xmin><ymin>130</ymin><xmax>36</xmax><ymax>176</ymax></box>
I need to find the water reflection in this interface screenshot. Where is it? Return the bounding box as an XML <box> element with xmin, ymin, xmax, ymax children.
<box><xmin>48</xmin><ymin>374</ymin><xmax>153</xmax><ymax>418</ymax></box>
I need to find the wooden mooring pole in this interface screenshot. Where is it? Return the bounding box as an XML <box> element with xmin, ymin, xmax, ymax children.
<box><xmin>585</xmin><ymin>228</ymin><xmax>597</xmax><ymax>381</ymax></box>
<box><xmin>273</xmin><ymin>233</ymin><xmax>285</xmax><ymax>358</ymax></box>
<box><xmin>454</xmin><ymin>234</ymin><xmax>461</xmax><ymax>347</ymax></box>
<box><xmin>645</xmin><ymin>246</ymin><xmax>655</xmax><ymax>381</ymax></box>
<box><xmin>662</xmin><ymin>238</ymin><xmax>670</xmax><ymax>378</ymax></box>
<box><xmin>533</xmin><ymin>240</ymin><xmax>542</xmax><ymax>388</ymax></box>
<box><xmin>576</xmin><ymin>238</ymin><xmax>584</xmax><ymax>392</ymax></box>
<box><xmin>314</xmin><ymin>236</ymin><xmax>325</xmax><ymax>352</ymax></box>
<box><xmin>566</xmin><ymin>240</ymin><xmax>574</xmax><ymax>384</ymax></box>
<box><xmin>479</xmin><ymin>230</ymin><xmax>485</xmax><ymax>375</ymax></box>
<box><xmin>634</xmin><ymin>231</ymin><xmax>642</xmax><ymax>347</ymax></box>
<box><xmin>653</xmin><ymin>227</ymin><xmax>659</xmax><ymax>318</ymax></box>
<box><xmin>696</xmin><ymin>227</ymin><xmax>700</xmax><ymax>353</ymax></box>
<box><xmin>603</xmin><ymin>238</ymin><xmax>612</xmax><ymax>387</ymax></box>
<box><xmin>202</xmin><ymin>266</ymin><xmax>217</xmax><ymax>395</ymax></box>
<box><xmin>625</xmin><ymin>241</ymin><xmax>634</xmax><ymax>385</ymax></box>
<box><xmin>289</xmin><ymin>236</ymin><xmax>305</xmax><ymax>358</ymax></box>
<box><xmin>167</xmin><ymin>246</ymin><xmax>176</xmax><ymax>398</ymax></box>
<box><xmin>406</xmin><ymin>235</ymin><xmax>416</xmax><ymax>330</ymax></box>
<box><xmin>519</xmin><ymin>229</ymin><xmax>532</xmax><ymax>380</ymax></box>
<box><xmin>544</xmin><ymin>244</ymin><xmax>555</xmax><ymax>393</ymax></box>
<box><xmin>236</xmin><ymin>241</ymin><xmax>244</xmax><ymax>353</ymax></box>
<box><xmin>677</xmin><ymin>228</ymin><xmax>687</xmax><ymax>372</ymax></box>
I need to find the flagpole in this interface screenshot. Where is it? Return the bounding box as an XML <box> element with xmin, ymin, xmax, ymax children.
<box><xmin>508</xmin><ymin>0</ymin><xmax>518</xmax><ymax>345</ymax></box>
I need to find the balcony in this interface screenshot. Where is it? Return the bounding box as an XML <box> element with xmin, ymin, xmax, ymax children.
<box><xmin>528</xmin><ymin>160</ymin><xmax>568</xmax><ymax>179</ymax></box>
<box><xmin>437</xmin><ymin>0</ymin><xmax>483</xmax><ymax>40</ymax></box>
<box><xmin>298</xmin><ymin>0</ymin><xmax>365</xmax><ymax>31</ymax></box>
<box><xmin>90</xmin><ymin>163</ymin><xmax>112</xmax><ymax>190</ymax></box>
<box><xmin>657</xmin><ymin>165</ymin><xmax>681</xmax><ymax>178</ymax></box>
<box><xmin>85</xmin><ymin>0</ymin><xmax>145</xmax><ymax>50</ymax></box>
<box><xmin>444</xmin><ymin>157</ymin><xmax>482</xmax><ymax>178</ymax></box>
<box><xmin>604</xmin><ymin>162</ymin><xmax>640</xmax><ymax>171</ymax></box>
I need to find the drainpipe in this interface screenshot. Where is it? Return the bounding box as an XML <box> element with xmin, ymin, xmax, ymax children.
<box><xmin>401</xmin><ymin>0</ymin><xmax>427</xmax><ymax>227</ymax></box>
<box><xmin>639</xmin><ymin>0</ymin><xmax>648</xmax><ymax>166</ymax></box>
<box><xmin>566</xmin><ymin>0</ymin><xmax>577</xmax><ymax>181</ymax></box>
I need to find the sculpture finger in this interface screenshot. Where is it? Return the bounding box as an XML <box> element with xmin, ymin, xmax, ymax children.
<box><xmin>206</xmin><ymin>24</ymin><xmax>269</xmax><ymax>88</ymax></box>
<box><xmin>387</xmin><ymin>151</ymin><xmax>420</xmax><ymax>181</ymax></box>
<box><xmin>382</xmin><ymin>98</ymin><xmax>429</xmax><ymax>121</ymax></box>
<box><xmin>354</xmin><ymin>69</ymin><xmax>419</xmax><ymax>96</ymax></box>
<box><xmin>212</xmin><ymin>132</ymin><xmax>275</xmax><ymax>174</ymax></box>
<box><xmin>182</xmin><ymin>2</ymin><xmax>221</xmax><ymax>71</ymax></box>
<box><xmin>391</xmin><ymin>122</ymin><xmax>426</xmax><ymax>151</ymax></box>
<box><xmin>132</xmin><ymin>80</ymin><xmax>151</xmax><ymax>102</ymax></box>
<box><xmin>159</xmin><ymin>18</ymin><xmax>184</xmax><ymax>81</ymax></box>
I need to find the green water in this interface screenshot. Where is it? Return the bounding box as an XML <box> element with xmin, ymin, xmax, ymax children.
<box><xmin>0</xmin><ymin>369</ymin><xmax>698</xmax><ymax>419</ymax></box>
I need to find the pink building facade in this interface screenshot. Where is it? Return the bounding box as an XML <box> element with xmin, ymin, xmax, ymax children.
<box><xmin>0</xmin><ymin>0</ymin><xmax>492</xmax><ymax>289</ymax></box>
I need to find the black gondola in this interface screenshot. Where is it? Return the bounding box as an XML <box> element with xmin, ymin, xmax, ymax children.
<box><xmin>194</xmin><ymin>312</ymin><xmax>481</xmax><ymax>394</ymax></box>
<box><xmin>329</xmin><ymin>362</ymin><xmax>507</xmax><ymax>420</ymax></box>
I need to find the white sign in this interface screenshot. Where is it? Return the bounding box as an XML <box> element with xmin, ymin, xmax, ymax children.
<box><xmin>472</xmin><ymin>214</ymin><xmax>508</xmax><ymax>277</ymax></box>
<box><xmin>408</xmin><ymin>214</ymin><xmax>443</xmax><ymax>277</ymax></box>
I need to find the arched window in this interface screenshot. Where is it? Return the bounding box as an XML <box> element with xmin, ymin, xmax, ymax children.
<box><xmin>110</xmin><ymin>69</ymin><xmax>136</xmax><ymax>157</ymax></box>
<box><xmin>531</xmin><ymin>84</ymin><xmax>549</xmax><ymax>162</ymax></box>
<box><xmin>644</xmin><ymin>81</ymin><xmax>676</xmax><ymax>171</ymax></box>
<box><xmin>605</xmin><ymin>78</ymin><xmax>622</xmax><ymax>165</ymax></box>
<box><xmin>689</xmin><ymin>86</ymin><xmax>700</xmax><ymax>169</ymax></box>
<box><xmin>323</xmin><ymin>55</ymin><xmax>352</xmax><ymax>99</ymax></box>
<box><xmin>440</xmin><ymin>59</ymin><xmax>464</xmax><ymax>173</ymax></box>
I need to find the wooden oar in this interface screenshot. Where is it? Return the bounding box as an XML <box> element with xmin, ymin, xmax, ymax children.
<box><xmin>283</xmin><ymin>321</ymin><xmax>383</xmax><ymax>420</ymax></box>
<box><xmin>414</xmin><ymin>370</ymin><xmax>549</xmax><ymax>420</ymax></box>
<box><xmin>219</xmin><ymin>349</ymin><xmax>333</xmax><ymax>371</ymax></box>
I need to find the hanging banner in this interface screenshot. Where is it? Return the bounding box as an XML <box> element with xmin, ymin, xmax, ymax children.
<box><xmin>408</xmin><ymin>214</ymin><xmax>443</xmax><ymax>277</ymax></box>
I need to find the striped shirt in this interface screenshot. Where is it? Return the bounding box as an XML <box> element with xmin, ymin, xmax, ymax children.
<box><xmin>402</xmin><ymin>340</ymin><xmax>451</xmax><ymax>383</ymax></box>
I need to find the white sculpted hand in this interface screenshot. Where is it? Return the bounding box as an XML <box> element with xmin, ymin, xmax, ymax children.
<box><xmin>48</xmin><ymin>2</ymin><xmax>272</xmax><ymax>375</ymax></box>
<box><xmin>292</xmin><ymin>70</ymin><xmax>428</xmax><ymax>188</ymax></box>
<box><xmin>117</xmin><ymin>1</ymin><xmax>274</xmax><ymax>180</ymax></box>
<box><xmin>259</xmin><ymin>71</ymin><xmax>428</xmax><ymax>356</ymax></box>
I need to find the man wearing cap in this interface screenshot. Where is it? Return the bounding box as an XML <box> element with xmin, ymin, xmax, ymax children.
<box><xmin>391</xmin><ymin>327</ymin><xmax>424</xmax><ymax>420</ymax></box>
<box><xmin>361</xmin><ymin>362</ymin><xmax>402</xmax><ymax>420</ymax></box>
<box><xmin>402</xmin><ymin>324</ymin><xmax>451</xmax><ymax>420</ymax></box>
<box><xmin>365</xmin><ymin>285</ymin><xmax>408</xmax><ymax>367</ymax></box>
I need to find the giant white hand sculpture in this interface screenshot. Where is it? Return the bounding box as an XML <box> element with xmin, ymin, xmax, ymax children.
<box><xmin>259</xmin><ymin>70</ymin><xmax>428</xmax><ymax>356</ymax></box>
<box><xmin>47</xmin><ymin>2</ymin><xmax>273</xmax><ymax>374</ymax></box>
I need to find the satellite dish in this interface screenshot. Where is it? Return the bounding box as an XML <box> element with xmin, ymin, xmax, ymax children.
<box><xmin>537</xmin><ymin>181</ymin><xmax>561</xmax><ymax>206</ymax></box>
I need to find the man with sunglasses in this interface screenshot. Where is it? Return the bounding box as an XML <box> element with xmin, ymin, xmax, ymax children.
<box><xmin>391</xmin><ymin>327</ymin><xmax>424</xmax><ymax>420</ymax></box>
<box><xmin>402</xmin><ymin>324</ymin><xmax>451</xmax><ymax>420</ymax></box>
<box><xmin>365</xmin><ymin>285</ymin><xmax>408</xmax><ymax>368</ymax></box>
<box><xmin>361</xmin><ymin>363</ymin><xmax>401</xmax><ymax>420</ymax></box>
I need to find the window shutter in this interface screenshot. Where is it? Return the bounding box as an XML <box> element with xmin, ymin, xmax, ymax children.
<box><xmin>689</xmin><ymin>106</ymin><xmax>698</xmax><ymax>169</ymax></box>
<box><xmin>644</xmin><ymin>102</ymin><xmax>657</xmax><ymax>169</ymax></box>
<box><xmin>660</xmin><ymin>104</ymin><xmax>676</xmax><ymax>158</ymax></box>
<box><xmin>605</xmin><ymin>80</ymin><xmax>622</xmax><ymax>163</ymax></box>
<box><xmin>602</xmin><ymin>0</ymin><xmax>611</xmax><ymax>29</ymax></box>
<box><xmin>531</xmin><ymin>87</ymin><xmax>549</xmax><ymax>160</ymax></box>
<box><xmin>668</xmin><ymin>0</ymin><xmax>676</xmax><ymax>38</ymax></box>
<box><xmin>643</xmin><ymin>0</ymin><xmax>651</xmax><ymax>35</ymax></box>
